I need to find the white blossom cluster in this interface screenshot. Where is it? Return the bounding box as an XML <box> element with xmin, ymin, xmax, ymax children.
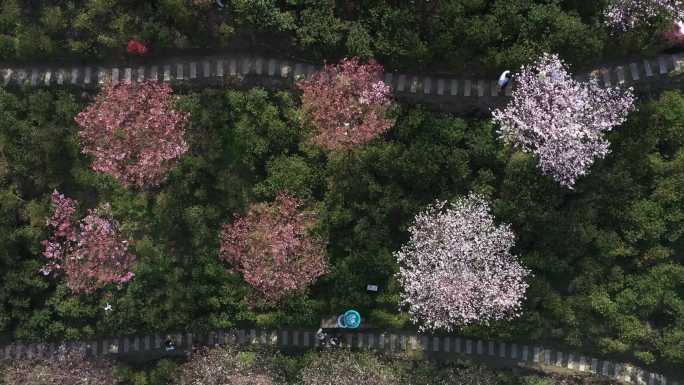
<box><xmin>604</xmin><ymin>0</ymin><xmax>684</xmax><ymax>30</ymax></box>
<box><xmin>395</xmin><ymin>194</ymin><xmax>531</xmax><ymax>332</ymax></box>
<box><xmin>492</xmin><ymin>53</ymin><xmax>635</xmax><ymax>188</ymax></box>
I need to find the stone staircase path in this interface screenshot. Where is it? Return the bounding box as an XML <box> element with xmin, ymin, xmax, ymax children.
<box><xmin>0</xmin><ymin>328</ymin><xmax>679</xmax><ymax>385</ymax></box>
<box><xmin>2</xmin><ymin>52</ymin><xmax>684</xmax><ymax>112</ymax></box>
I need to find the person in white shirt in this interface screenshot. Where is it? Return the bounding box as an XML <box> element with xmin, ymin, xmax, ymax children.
<box><xmin>316</xmin><ymin>328</ymin><xmax>327</xmax><ymax>345</ymax></box>
<box><xmin>498</xmin><ymin>70</ymin><xmax>511</xmax><ymax>92</ymax></box>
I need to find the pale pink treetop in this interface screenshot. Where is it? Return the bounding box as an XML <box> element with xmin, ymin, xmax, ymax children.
<box><xmin>41</xmin><ymin>190</ymin><xmax>136</xmax><ymax>294</ymax></box>
<box><xmin>395</xmin><ymin>194</ymin><xmax>531</xmax><ymax>331</ymax></box>
<box><xmin>2</xmin><ymin>344</ymin><xmax>117</xmax><ymax>385</ymax></box>
<box><xmin>604</xmin><ymin>0</ymin><xmax>684</xmax><ymax>30</ymax></box>
<box><xmin>41</xmin><ymin>191</ymin><xmax>78</xmax><ymax>270</ymax></box>
<box><xmin>219</xmin><ymin>192</ymin><xmax>328</xmax><ymax>304</ymax></box>
<box><xmin>491</xmin><ymin>53</ymin><xmax>635</xmax><ymax>188</ymax></box>
<box><xmin>297</xmin><ymin>58</ymin><xmax>394</xmax><ymax>151</ymax></box>
<box><xmin>663</xmin><ymin>19</ymin><xmax>684</xmax><ymax>42</ymax></box>
<box><xmin>74</xmin><ymin>81</ymin><xmax>189</xmax><ymax>189</ymax></box>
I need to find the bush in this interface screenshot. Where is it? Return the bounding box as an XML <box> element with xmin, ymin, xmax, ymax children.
<box><xmin>0</xmin><ymin>0</ymin><xmax>20</xmax><ymax>35</ymax></box>
<box><xmin>253</xmin><ymin>154</ymin><xmax>317</xmax><ymax>200</ymax></box>
<box><xmin>149</xmin><ymin>359</ymin><xmax>178</xmax><ymax>385</ymax></box>
<box><xmin>346</xmin><ymin>22</ymin><xmax>373</xmax><ymax>59</ymax></box>
<box><xmin>0</xmin><ymin>34</ymin><xmax>13</xmax><ymax>59</ymax></box>
<box><xmin>41</xmin><ymin>6</ymin><xmax>67</xmax><ymax>34</ymax></box>
<box><xmin>14</xmin><ymin>27</ymin><xmax>55</xmax><ymax>60</ymax></box>
<box><xmin>296</xmin><ymin>2</ymin><xmax>346</xmax><ymax>55</ymax></box>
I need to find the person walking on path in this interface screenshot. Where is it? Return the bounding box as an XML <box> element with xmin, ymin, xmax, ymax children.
<box><xmin>127</xmin><ymin>39</ymin><xmax>148</xmax><ymax>56</ymax></box>
<box><xmin>164</xmin><ymin>335</ymin><xmax>176</xmax><ymax>352</ymax></box>
<box><xmin>498</xmin><ymin>70</ymin><xmax>512</xmax><ymax>92</ymax></box>
<box><xmin>328</xmin><ymin>336</ymin><xmax>341</xmax><ymax>348</ymax></box>
<box><xmin>316</xmin><ymin>328</ymin><xmax>327</xmax><ymax>347</ymax></box>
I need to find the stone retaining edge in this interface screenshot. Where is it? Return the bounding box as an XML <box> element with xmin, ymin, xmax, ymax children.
<box><xmin>2</xmin><ymin>53</ymin><xmax>683</xmax><ymax>99</ymax></box>
<box><xmin>0</xmin><ymin>329</ymin><xmax>678</xmax><ymax>385</ymax></box>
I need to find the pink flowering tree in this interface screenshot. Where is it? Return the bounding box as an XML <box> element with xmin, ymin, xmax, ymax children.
<box><xmin>394</xmin><ymin>194</ymin><xmax>531</xmax><ymax>331</ymax></box>
<box><xmin>297</xmin><ymin>58</ymin><xmax>394</xmax><ymax>152</ymax></box>
<box><xmin>492</xmin><ymin>53</ymin><xmax>635</xmax><ymax>188</ymax></box>
<box><xmin>2</xmin><ymin>344</ymin><xmax>117</xmax><ymax>385</ymax></box>
<box><xmin>219</xmin><ymin>192</ymin><xmax>327</xmax><ymax>304</ymax></box>
<box><xmin>604</xmin><ymin>0</ymin><xmax>684</xmax><ymax>30</ymax></box>
<box><xmin>41</xmin><ymin>190</ymin><xmax>136</xmax><ymax>294</ymax></box>
<box><xmin>74</xmin><ymin>81</ymin><xmax>189</xmax><ymax>189</ymax></box>
<box><xmin>174</xmin><ymin>345</ymin><xmax>279</xmax><ymax>385</ymax></box>
<box><xmin>662</xmin><ymin>20</ymin><xmax>684</xmax><ymax>44</ymax></box>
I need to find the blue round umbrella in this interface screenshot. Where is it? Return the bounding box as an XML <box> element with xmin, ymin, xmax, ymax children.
<box><xmin>343</xmin><ymin>310</ymin><xmax>361</xmax><ymax>329</ymax></box>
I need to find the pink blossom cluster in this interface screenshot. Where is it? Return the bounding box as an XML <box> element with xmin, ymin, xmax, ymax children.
<box><xmin>395</xmin><ymin>194</ymin><xmax>531</xmax><ymax>331</ymax></box>
<box><xmin>604</xmin><ymin>0</ymin><xmax>684</xmax><ymax>30</ymax></box>
<box><xmin>175</xmin><ymin>345</ymin><xmax>278</xmax><ymax>385</ymax></box>
<box><xmin>297</xmin><ymin>58</ymin><xmax>395</xmax><ymax>151</ymax></box>
<box><xmin>2</xmin><ymin>344</ymin><xmax>116</xmax><ymax>385</ymax></box>
<box><xmin>359</xmin><ymin>80</ymin><xmax>392</xmax><ymax>105</ymax></box>
<box><xmin>662</xmin><ymin>20</ymin><xmax>684</xmax><ymax>43</ymax></box>
<box><xmin>75</xmin><ymin>81</ymin><xmax>189</xmax><ymax>189</ymax></box>
<box><xmin>219</xmin><ymin>192</ymin><xmax>328</xmax><ymax>304</ymax></box>
<box><xmin>41</xmin><ymin>190</ymin><xmax>136</xmax><ymax>294</ymax></box>
<box><xmin>41</xmin><ymin>191</ymin><xmax>78</xmax><ymax>271</ymax></box>
<box><xmin>492</xmin><ymin>53</ymin><xmax>635</xmax><ymax>188</ymax></box>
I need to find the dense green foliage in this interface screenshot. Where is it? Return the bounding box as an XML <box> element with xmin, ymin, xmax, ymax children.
<box><xmin>1</xmin><ymin>1</ymin><xmax>682</xmax><ymax>382</ymax></box>
<box><xmin>0</xmin><ymin>83</ymin><xmax>682</xmax><ymax>376</ymax></box>
<box><xmin>0</xmin><ymin>0</ymin><xmax>675</xmax><ymax>73</ymax></box>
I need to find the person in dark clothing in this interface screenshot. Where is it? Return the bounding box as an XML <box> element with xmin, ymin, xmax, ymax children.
<box><xmin>164</xmin><ymin>335</ymin><xmax>176</xmax><ymax>351</ymax></box>
<box><xmin>329</xmin><ymin>336</ymin><xmax>340</xmax><ymax>347</ymax></box>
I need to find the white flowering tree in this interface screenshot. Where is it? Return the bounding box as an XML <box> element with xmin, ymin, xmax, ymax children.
<box><xmin>395</xmin><ymin>194</ymin><xmax>530</xmax><ymax>331</ymax></box>
<box><xmin>492</xmin><ymin>53</ymin><xmax>635</xmax><ymax>188</ymax></box>
<box><xmin>604</xmin><ymin>0</ymin><xmax>684</xmax><ymax>30</ymax></box>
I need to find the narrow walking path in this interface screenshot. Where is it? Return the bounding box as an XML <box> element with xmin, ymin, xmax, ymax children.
<box><xmin>2</xmin><ymin>52</ymin><xmax>684</xmax><ymax>113</ymax></box>
<box><xmin>0</xmin><ymin>328</ymin><xmax>679</xmax><ymax>385</ymax></box>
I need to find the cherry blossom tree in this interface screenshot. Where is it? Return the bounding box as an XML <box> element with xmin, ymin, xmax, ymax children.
<box><xmin>40</xmin><ymin>190</ymin><xmax>136</xmax><ymax>294</ymax></box>
<box><xmin>219</xmin><ymin>192</ymin><xmax>327</xmax><ymax>304</ymax></box>
<box><xmin>2</xmin><ymin>344</ymin><xmax>117</xmax><ymax>385</ymax></box>
<box><xmin>394</xmin><ymin>194</ymin><xmax>530</xmax><ymax>331</ymax></box>
<box><xmin>297</xmin><ymin>58</ymin><xmax>394</xmax><ymax>151</ymax></box>
<box><xmin>74</xmin><ymin>81</ymin><xmax>189</xmax><ymax>189</ymax></box>
<box><xmin>662</xmin><ymin>20</ymin><xmax>684</xmax><ymax>44</ymax></box>
<box><xmin>174</xmin><ymin>345</ymin><xmax>279</xmax><ymax>385</ymax></box>
<box><xmin>491</xmin><ymin>53</ymin><xmax>635</xmax><ymax>188</ymax></box>
<box><xmin>604</xmin><ymin>0</ymin><xmax>684</xmax><ymax>30</ymax></box>
<box><xmin>301</xmin><ymin>351</ymin><xmax>398</xmax><ymax>385</ymax></box>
